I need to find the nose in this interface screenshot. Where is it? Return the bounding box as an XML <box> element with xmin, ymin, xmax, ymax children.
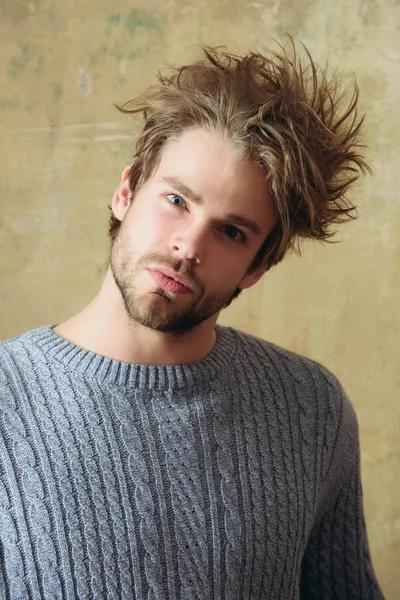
<box><xmin>169</xmin><ymin>221</ymin><xmax>208</xmax><ymax>264</ymax></box>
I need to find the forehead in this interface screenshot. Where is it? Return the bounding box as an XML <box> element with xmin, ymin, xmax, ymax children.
<box><xmin>152</xmin><ymin>127</ymin><xmax>277</xmax><ymax>227</ymax></box>
<box><xmin>158</xmin><ymin>127</ymin><xmax>252</xmax><ymax>180</ymax></box>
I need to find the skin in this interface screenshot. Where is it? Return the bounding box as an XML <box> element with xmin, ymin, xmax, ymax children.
<box><xmin>54</xmin><ymin>127</ymin><xmax>278</xmax><ymax>365</ymax></box>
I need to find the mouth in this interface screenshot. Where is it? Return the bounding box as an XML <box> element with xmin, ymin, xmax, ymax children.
<box><xmin>147</xmin><ymin>267</ymin><xmax>195</xmax><ymax>294</ymax></box>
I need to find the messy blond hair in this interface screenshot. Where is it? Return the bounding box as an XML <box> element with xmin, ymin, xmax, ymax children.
<box><xmin>111</xmin><ymin>38</ymin><xmax>370</xmax><ymax>273</ymax></box>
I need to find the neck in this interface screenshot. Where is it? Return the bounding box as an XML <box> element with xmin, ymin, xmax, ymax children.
<box><xmin>53</xmin><ymin>269</ymin><xmax>218</xmax><ymax>365</ymax></box>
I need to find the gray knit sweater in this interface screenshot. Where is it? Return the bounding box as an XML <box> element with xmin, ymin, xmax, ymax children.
<box><xmin>0</xmin><ymin>325</ymin><xmax>383</xmax><ymax>600</ymax></box>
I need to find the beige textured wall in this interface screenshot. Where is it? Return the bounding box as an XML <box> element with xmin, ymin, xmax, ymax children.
<box><xmin>0</xmin><ymin>0</ymin><xmax>399</xmax><ymax>596</ymax></box>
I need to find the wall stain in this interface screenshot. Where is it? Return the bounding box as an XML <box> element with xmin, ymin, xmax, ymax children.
<box><xmin>77</xmin><ymin>68</ymin><xmax>92</xmax><ymax>97</ymax></box>
<box><xmin>8</xmin><ymin>43</ymin><xmax>43</xmax><ymax>79</ymax></box>
<box><xmin>0</xmin><ymin>99</ymin><xmax>19</xmax><ymax>110</ymax></box>
<box><xmin>86</xmin><ymin>42</ymin><xmax>149</xmax><ymax>68</ymax></box>
<box><xmin>89</xmin><ymin>51</ymin><xmax>101</xmax><ymax>66</ymax></box>
<box><xmin>275</xmin><ymin>0</ymin><xmax>318</xmax><ymax>35</ymax></box>
<box><xmin>51</xmin><ymin>83</ymin><xmax>63</xmax><ymax>100</ymax></box>
<box><xmin>108</xmin><ymin>42</ymin><xmax>147</xmax><ymax>63</ymax></box>
<box><xmin>107</xmin><ymin>13</ymin><xmax>121</xmax><ymax>26</ymax></box>
<box><xmin>0</xmin><ymin>98</ymin><xmax>20</xmax><ymax>110</ymax></box>
<box><xmin>107</xmin><ymin>147</ymin><xmax>120</xmax><ymax>158</ymax></box>
<box><xmin>107</xmin><ymin>9</ymin><xmax>164</xmax><ymax>35</ymax></box>
<box><xmin>80</xmin><ymin>10</ymin><xmax>162</xmax><ymax>71</ymax></box>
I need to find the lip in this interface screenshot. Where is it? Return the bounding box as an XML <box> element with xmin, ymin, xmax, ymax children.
<box><xmin>147</xmin><ymin>267</ymin><xmax>194</xmax><ymax>294</ymax></box>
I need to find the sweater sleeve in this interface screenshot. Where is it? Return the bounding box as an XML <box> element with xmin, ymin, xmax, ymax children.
<box><xmin>299</xmin><ymin>382</ymin><xmax>385</xmax><ymax>599</ymax></box>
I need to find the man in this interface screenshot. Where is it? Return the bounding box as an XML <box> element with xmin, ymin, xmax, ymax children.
<box><xmin>0</xmin><ymin>41</ymin><xmax>384</xmax><ymax>599</ymax></box>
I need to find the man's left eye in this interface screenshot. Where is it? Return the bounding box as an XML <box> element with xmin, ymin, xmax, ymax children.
<box><xmin>166</xmin><ymin>194</ymin><xmax>185</xmax><ymax>207</ymax></box>
<box><xmin>223</xmin><ymin>225</ymin><xmax>245</xmax><ymax>242</ymax></box>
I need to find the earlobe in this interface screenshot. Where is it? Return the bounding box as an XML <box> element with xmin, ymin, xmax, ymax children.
<box><xmin>111</xmin><ymin>164</ymin><xmax>132</xmax><ymax>222</ymax></box>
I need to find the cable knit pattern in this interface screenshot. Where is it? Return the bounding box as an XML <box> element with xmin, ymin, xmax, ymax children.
<box><xmin>0</xmin><ymin>325</ymin><xmax>384</xmax><ymax>600</ymax></box>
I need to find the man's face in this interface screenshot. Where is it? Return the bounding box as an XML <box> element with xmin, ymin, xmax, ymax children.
<box><xmin>111</xmin><ymin>127</ymin><xmax>277</xmax><ymax>334</ymax></box>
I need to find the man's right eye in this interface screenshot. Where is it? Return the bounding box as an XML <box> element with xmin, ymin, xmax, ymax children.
<box><xmin>166</xmin><ymin>194</ymin><xmax>186</xmax><ymax>207</ymax></box>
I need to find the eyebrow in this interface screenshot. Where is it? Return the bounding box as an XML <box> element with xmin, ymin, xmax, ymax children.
<box><xmin>162</xmin><ymin>176</ymin><xmax>203</xmax><ymax>205</ymax></box>
<box><xmin>161</xmin><ymin>176</ymin><xmax>262</xmax><ymax>236</ymax></box>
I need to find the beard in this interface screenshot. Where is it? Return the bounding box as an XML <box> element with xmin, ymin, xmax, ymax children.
<box><xmin>110</xmin><ymin>227</ymin><xmax>240</xmax><ymax>335</ymax></box>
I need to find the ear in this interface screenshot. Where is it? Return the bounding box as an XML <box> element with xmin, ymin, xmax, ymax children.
<box><xmin>237</xmin><ymin>265</ymin><xmax>266</xmax><ymax>291</ymax></box>
<box><xmin>111</xmin><ymin>164</ymin><xmax>132</xmax><ymax>222</ymax></box>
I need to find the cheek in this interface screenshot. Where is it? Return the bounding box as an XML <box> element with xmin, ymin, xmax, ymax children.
<box><xmin>147</xmin><ymin>212</ymin><xmax>176</xmax><ymax>248</ymax></box>
<box><xmin>204</xmin><ymin>249</ymin><xmax>250</xmax><ymax>288</ymax></box>
<box><xmin>128</xmin><ymin>204</ymin><xmax>170</xmax><ymax>247</ymax></box>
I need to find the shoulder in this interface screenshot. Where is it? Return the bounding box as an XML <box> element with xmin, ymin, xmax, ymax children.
<box><xmin>0</xmin><ymin>328</ymin><xmax>40</xmax><ymax>368</ymax></box>
<box><xmin>0</xmin><ymin>327</ymin><xmax>53</xmax><ymax>398</ymax></box>
<box><xmin>0</xmin><ymin>330</ymin><xmax>28</xmax><ymax>378</ymax></box>
<box><xmin>226</xmin><ymin>326</ymin><xmax>360</xmax><ymax>491</ymax></box>
<box><xmin>224</xmin><ymin>325</ymin><xmax>344</xmax><ymax>392</ymax></box>
<box><xmin>223</xmin><ymin>324</ymin><xmax>359</xmax><ymax>447</ymax></box>
<box><xmin>0</xmin><ymin>326</ymin><xmax>54</xmax><ymax>357</ymax></box>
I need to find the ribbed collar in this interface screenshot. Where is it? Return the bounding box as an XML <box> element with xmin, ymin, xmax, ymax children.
<box><xmin>27</xmin><ymin>325</ymin><xmax>237</xmax><ymax>391</ymax></box>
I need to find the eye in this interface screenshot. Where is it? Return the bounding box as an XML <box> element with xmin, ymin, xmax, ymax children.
<box><xmin>221</xmin><ymin>225</ymin><xmax>246</xmax><ymax>243</ymax></box>
<box><xmin>166</xmin><ymin>193</ymin><xmax>186</xmax><ymax>208</ymax></box>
